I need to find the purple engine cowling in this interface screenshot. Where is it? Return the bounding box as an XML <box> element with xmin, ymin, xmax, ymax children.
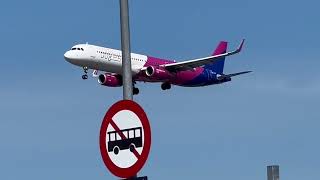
<box><xmin>98</xmin><ymin>74</ymin><xmax>122</xmax><ymax>87</ymax></box>
<box><xmin>145</xmin><ymin>66</ymin><xmax>172</xmax><ymax>80</ymax></box>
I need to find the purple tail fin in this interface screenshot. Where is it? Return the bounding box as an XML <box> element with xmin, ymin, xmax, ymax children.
<box><xmin>212</xmin><ymin>41</ymin><xmax>228</xmax><ymax>56</ymax></box>
<box><xmin>205</xmin><ymin>41</ymin><xmax>228</xmax><ymax>74</ymax></box>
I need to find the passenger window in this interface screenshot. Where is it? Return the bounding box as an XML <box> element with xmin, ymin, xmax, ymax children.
<box><xmin>135</xmin><ymin>129</ymin><xmax>141</xmax><ymax>137</ymax></box>
<box><xmin>110</xmin><ymin>133</ymin><xmax>115</xmax><ymax>141</ymax></box>
<box><xmin>116</xmin><ymin>133</ymin><xmax>121</xmax><ymax>140</ymax></box>
<box><xmin>129</xmin><ymin>130</ymin><xmax>134</xmax><ymax>138</ymax></box>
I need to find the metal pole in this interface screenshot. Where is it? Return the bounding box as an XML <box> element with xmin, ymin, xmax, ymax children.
<box><xmin>267</xmin><ymin>165</ymin><xmax>280</xmax><ymax>180</ymax></box>
<box><xmin>119</xmin><ymin>1</ymin><xmax>142</xmax><ymax>179</ymax></box>
<box><xmin>119</xmin><ymin>0</ymin><xmax>133</xmax><ymax>100</ymax></box>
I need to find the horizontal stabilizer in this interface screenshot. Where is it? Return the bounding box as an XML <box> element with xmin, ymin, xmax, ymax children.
<box><xmin>217</xmin><ymin>71</ymin><xmax>251</xmax><ymax>80</ymax></box>
<box><xmin>226</xmin><ymin>71</ymin><xmax>252</xmax><ymax>77</ymax></box>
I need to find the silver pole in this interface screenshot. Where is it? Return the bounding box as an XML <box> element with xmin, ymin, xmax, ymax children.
<box><xmin>119</xmin><ymin>0</ymin><xmax>133</xmax><ymax>100</ymax></box>
<box><xmin>119</xmin><ymin>1</ymin><xmax>138</xmax><ymax>178</ymax></box>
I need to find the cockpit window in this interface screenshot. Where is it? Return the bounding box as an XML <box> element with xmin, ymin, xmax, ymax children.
<box><xmin>71</xmin><ymin>47</ymin><xmax>84</xmax><ymax>51</ymax></box>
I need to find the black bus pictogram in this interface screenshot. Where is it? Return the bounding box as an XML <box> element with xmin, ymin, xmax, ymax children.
<box><xmin>108</xmin><ymin>127</ymin><xmax>142</xmax><ymax>155</ymax></box>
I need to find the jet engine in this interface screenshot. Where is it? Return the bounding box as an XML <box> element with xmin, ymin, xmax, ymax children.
<box><xmin>145</xmin><ymin>66</ymin><xmax>172</xmax><ymax>80</ymax></box>
<box><xmin>98</xmin><ymin>74</ymin><xmax>122</xmax><ymax>87</ymax></box>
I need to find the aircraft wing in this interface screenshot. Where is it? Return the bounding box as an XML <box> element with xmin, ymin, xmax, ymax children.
<box><xmin>163</xmin><ymin>39</ymin><xmax>245</xmax><ymax>72</ymax></box>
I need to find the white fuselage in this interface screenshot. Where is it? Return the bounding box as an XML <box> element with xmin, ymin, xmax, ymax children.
<box><xmin>64</xmin><ymin>44</ymin><xmax>147</xmax><ymax>75</ymax></box>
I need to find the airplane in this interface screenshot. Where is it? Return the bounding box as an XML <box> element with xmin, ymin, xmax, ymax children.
<box><xmin>64</xmin><ymin>39</ymin><xmax>251</xmax><ymax>95</ymax></box>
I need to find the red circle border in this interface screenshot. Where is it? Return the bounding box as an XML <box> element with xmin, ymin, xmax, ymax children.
<box><xmin>99</xmin><ymin>100</ymin><xmax>151</xmax><ymax>178</ymax></box>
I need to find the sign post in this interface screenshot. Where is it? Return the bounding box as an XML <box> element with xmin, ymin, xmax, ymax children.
<box><xmin>100</xmin><ymin>100</ymin><xmax>151</xmax><ymax>179</ymax></box>
<box><xmin>119</xmin><ymin>0</ymin><xmax>133</xmax><ymax>100</ymax></box>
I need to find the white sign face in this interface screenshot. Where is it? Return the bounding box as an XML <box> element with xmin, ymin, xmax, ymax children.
<box><xmin>106</xmin><ymin>110</ymin><xmax>144</xmax><ymax>168</ymax></box>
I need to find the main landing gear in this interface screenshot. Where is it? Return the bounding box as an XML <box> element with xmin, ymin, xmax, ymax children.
<box><xmin>161</xmin><ymin>82</ymin><xmax>171</xmax><ymax>90</ymax></box>
<box><xmin>132</xmin><ymin>81</ymin><xmax>140</xmax><ymax>95</ymax></box>
<box><xmin>82</xmin><ymin>66</ymin><xmax>88</xmax><ymax>80</ymax></box>
<box><xmin>133</xmin><ymin>87</ymin><xmax>139</xmax><ymax>95</ymax></box>
<box><xmin>133</xmin><ymin>84</ymin><xmax>139</xmax><ymax>95</ymax></box>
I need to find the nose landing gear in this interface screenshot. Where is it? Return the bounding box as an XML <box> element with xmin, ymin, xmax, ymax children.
<box><xmin>82</xmin><ymin>75</ymin><xmax>88</xmax><ymax>80</ymax></box>
<box><xmin>82</xmin><ymin>66</ymin><xmax>88</xmax><ymax>80</ymax></box>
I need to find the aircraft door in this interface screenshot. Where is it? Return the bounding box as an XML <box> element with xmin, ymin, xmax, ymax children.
<box><xmin>207</xmin><ymin>69</ymin><xmax>215</xmax><ymax>80</ymax></box>
<box><xmin>206</xmin><ymin>69</ymin><xmax>212</xmax><ymax>81</ymax></box>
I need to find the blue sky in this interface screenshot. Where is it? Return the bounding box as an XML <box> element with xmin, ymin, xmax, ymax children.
<box><xmin>1</xmin><ymin>0</ymin><xmax>319</xmax><ymax>179</ymax></box>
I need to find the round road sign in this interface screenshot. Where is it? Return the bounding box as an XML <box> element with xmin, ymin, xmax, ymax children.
<box><xmin>99</xmin><ymin>100</ymin><xmax>151</xmax><ymax>178</ymax></box>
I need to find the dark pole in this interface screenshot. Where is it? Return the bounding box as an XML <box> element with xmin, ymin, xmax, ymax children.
<box><xmin>267</xmin><ymin>165</ymin><xmax>280</xmax><ymax>180</ymax></box>
<box><xmin>119</xmin><ymin>0</ymin><xmax>133</xmax><ymax>100</ymax></box>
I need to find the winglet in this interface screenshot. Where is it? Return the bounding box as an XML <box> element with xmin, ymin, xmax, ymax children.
<box><xmin>228</xmin><ymin>39</ymin><xmax>245</xmax><ymax>55</ymax></box>
<box><xmin>236</xmin><ymin>39</ymin><xmax>245</xmax><ymax>53</ymax></box>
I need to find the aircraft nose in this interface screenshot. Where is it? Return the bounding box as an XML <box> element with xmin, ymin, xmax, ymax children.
<box><xmin>64</xmin><ymin>51</ymin><xmax>72</xmax><ymax>61</ymax></box>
